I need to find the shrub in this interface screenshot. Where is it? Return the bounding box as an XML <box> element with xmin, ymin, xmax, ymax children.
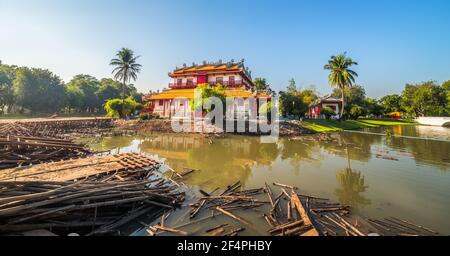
<box><xmin>190</xmin><ymin>84</ymin><xmax>226</xmax><ymax>113</ymax></box>
<box><xmin>259</xmin><ymin>101</ymin><xmax>273</xmax><ymax>120</ymax></box>
<box><xmin>349</xmin><ymin>105</ymin><xmax>366</xmax><ymax>119</ymax></box>
<box><xmin>104</xmin><ymin>97</ymin><xmax>141</xmax><ymax>118</ymax></box>
<box><xmin>321</xmin><ymin>107</ymin><xmax>336</xmax><ymax>120</ymax></box>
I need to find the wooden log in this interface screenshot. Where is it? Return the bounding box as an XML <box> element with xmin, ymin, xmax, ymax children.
<box><xmin>290</xmin><ymin>192</ymin><xmax>319</xmax><ymax>236</ymax></box>
<box><xmin>269</xmin><ymin>220</ymin><xmax>304</xmax><ymax>234</ymax></box>
<box><xmin>154</xmin><ymin>225</ymin><xmax>188</xmax><ymax>236</ymax></box>
<box><xmin>331</xmin><ymin>213</ymin><xmax>365</xmax><ymax>236</ymax></box>
<box><xmin>388</xmin><ymin>217</ymin><xmax>438</xmax><ymax>235</ymax></box>
<box><xmin>216</xmin><ymin>207</ymin><xmax>251</xmax><ymax>226</ymax></box>
<box><xmin>273</xmin><ymin>182</ymin><xmax>298</xmax><ymax>190</ymax></box>
<box><xmin>223</xmin><ymin>227</ymin><xmax>245</xmax><ymax>236</ymax></box>
<box><xmin>265</xmin><ymin>183</ymin><xmax>275</xmax><ymax>207</ymax></box>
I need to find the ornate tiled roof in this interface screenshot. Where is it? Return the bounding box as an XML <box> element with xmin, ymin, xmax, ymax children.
<box><xmin>146</xmin><ymin>88</ymin><xmax>271</xmax><ymax>100</ymax></box>
<box><xmin>170</xmin><ymin>59</ymin><xmax>252</xmax><ymax>80</ymax></box>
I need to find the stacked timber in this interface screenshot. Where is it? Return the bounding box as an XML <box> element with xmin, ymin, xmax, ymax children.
<box><xmin>0</xmin><ymin>117</ymin><xmax>114</xmax><ymax>138</ymax></box>
<box><xmin>0</xmin><ymin>153</ymin><xmax>185</xmax><ymax>236</ymax></box>
<box><xmin>0</xmin><ymin>153</ymin><xmax>160</xmax><ymax>182</ymax></box>
<box><xmin>0</xmin><ymin>136</ymin><xmax>92</xmax><ymax>170</ymax></box>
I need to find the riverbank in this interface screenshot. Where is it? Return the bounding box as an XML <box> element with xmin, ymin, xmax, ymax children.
<box><xmin>301</xmin><ymin>119</ymin><xmax>416</xmax><ymax>133</ymax></box>
<box><xmin>114</xmin><ymin>118</ymin><xmax>415</xmax><ymax>136</ymax></box>
<box><xmin>114</xmin><ymin>119</ymin><xmax>314</xmax><ymax>136</ymax></box>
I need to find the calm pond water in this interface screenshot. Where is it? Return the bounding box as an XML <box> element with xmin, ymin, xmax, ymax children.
<box><xmin>82</xmin><ymin>125</ymin><xmax>450</xmax><ymax>235</ymax></box>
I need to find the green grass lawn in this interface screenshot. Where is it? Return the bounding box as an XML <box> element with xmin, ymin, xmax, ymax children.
<box><xmin>301</xmin><ymin>118</ymin><xmax>416</xmax><ymax>133</ymax></box>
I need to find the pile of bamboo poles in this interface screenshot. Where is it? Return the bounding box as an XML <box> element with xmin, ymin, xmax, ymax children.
<box><xmin>0</xmin><ymin>153</ymin><xmax>186</xmax><ymax>236</ymax></box>
<box><xmin>0</xmin><ymin>118</ymin><xmax>114</xmax><ymax>139</ymax></box>
<box><xmin>0</xmin><ymin>136</ymin><xmax>93</xmax><ymax>170</ymax></box>
<box><xmin>0</xmin><ymin>178</ymin><xmax>185</xmax><ymax>236</ymax></box>
<box><xmin>262</xmin><ymin>182</ymin><xmax>437</xmax><ymax>236</ymax></box>
<box><xmin>147</xmin><ymin>180</ymin><xmax>438</xmax><ymax>237</ymax></box>
<box><xmin>0</xmin><ymin>153</ymin><xmax>160</xmax><ymax>182</ymax></box>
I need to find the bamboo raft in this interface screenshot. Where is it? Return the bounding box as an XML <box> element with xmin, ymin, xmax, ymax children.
<box><xmin>0</xmin><ymin>153</ymin><xmax>185</xmax><ymax>236</ymax></box>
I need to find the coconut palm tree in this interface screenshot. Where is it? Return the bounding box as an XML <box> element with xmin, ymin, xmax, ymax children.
<box><xmin>324</xmin><ymin>53</ymin><xmax>358</xmax><ymax>119</ymax></box>
<box><xmin>110</xmin><ymin>48</ymin><xmax>142</xmax><ymax>118</ymax></box>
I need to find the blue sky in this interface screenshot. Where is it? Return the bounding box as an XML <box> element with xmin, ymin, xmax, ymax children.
<box><xmin>1</xmin><ymin>0</ymin><xmax>449</xmax><ymax>98</ymax></box>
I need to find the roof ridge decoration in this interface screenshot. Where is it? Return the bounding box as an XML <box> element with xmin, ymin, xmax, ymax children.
<box><xmin>171</xmin><ymin>59</ymin><xmax>252</xmax><ymax>80</ymax></box>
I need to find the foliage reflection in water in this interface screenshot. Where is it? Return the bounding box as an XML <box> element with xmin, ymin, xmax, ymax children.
<box><xmin>82</xmin><ymin>125</ymin><xmax>450</xmax><ymax>234</ymax></box>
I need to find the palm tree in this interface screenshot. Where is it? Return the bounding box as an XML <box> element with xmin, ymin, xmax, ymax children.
<box><xmin>324</xmin><ymin>53</ymin><xmax>358</xmax><ymax>119</ymax></box>
<box><xmin>110</xmin><ymin>48</ymin><xmax>142</xmax><ymax>118</ymax></box>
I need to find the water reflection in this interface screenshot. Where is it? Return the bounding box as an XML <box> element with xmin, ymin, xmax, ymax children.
<box><xmin>377</xmin><ymin>126</ymin><xmax>450</xmax><ymax>170</ymax></box>
<box><xmin>279</xmin><ymin>139</ymin><xmax>318</xmax><ymax>173</ymax></box>
<box><xmin>319</xmin><ymin>133</ymin><xmax>380</xmax><ymax>163</ymax></box>
<box><xmin>83</xmin><ymin>125</ymin><xmax>450</xmax><ymax>234</ymax></box>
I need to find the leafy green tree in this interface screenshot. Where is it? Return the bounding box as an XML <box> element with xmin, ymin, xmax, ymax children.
<box><xmin>364</xmin><ymin>98</ymin><xmax>383</xmax><ymax>117</ymax></box>
<box><xmin>0</xmin><ymin>64</ymin><xmax>16</xmax><ymax>114</ymax></box>
<box><xmin>443</xmin><ymin>80</ymin><xmax>450</xmax><ymax>115</ymax></box>
<box><xmin>65</xmin><ymin>75</ymin><xmax>100</xmax><ymax>113</ymax></box>
<box><xmin>259</xmin><ymin>101</ymin><xmax>272</xmax><ymax>120</ymax></box>
<box><xmin>96</xmin><ymin>78</ymin><xmax>122</xmax><ymax>107</ymax></box>
<box><xmin>379</xmin><ymin>94</ymin><xmax>402</xmax><ymax>114</ymax></box>
<box><xmin>104</xmin><ymin>97</ymin><xmax>141</xmax><ymax>118</ymax></box>
<box><xmin>400</xmin><ymin>81</ymin><xmax>448</xmax><ymax>117</ymax></box>
<box><xmin>190</xmin><ymin>83</ymin><xmax>226</xmax><ymax>113</ymax></box>
<box><xmin>332</xmin><ymin>85</ymin><xmax>366</xmax><ymax>118</ymax></box>
<box><xmin>13</xmin><ymin>67</ymin><xmax>65</xmax><ymax>114</ymax></box>
<box><xmin>324</xmin><ymin>53</ymin><xmax>358</xmax><ymax>119</ymax></box>
<box><xmin>279</xmin><ymin>82</ymin><xmax>317</xmax><ymax>118</ymax></box>
<box><xmin>349</xmin><ymin>105</ymin><xmax>366</xmax><ymax>119</ymax></box>
<box><xmin>254</xmin><ymin>78</ymin><xmax>271</xmax><ymax>93</ymax></box>
<box><xmin>64</xmin><ymin>83</ymin><xmax>85</xmax><ymax>113</ymax></box>
<box><xmin>299</xmin><ymin>87</ymin><xmax>319</xmax><ymax>107</ymax></box>
<box><xmin>286</xmin><ymin>78</ymin><xmax>297</xmax><ymax>94</ymax></box>
<box><xmin>279</xmin><ymin>91</ymin><xmax>306</xmax><ymax>118</ymax></box>
<box><xmin>110</xmin><ymin>48</ymin><xmax>142</xmax><ymax>118</ymax></box>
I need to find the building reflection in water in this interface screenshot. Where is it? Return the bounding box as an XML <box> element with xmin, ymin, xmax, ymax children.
<box><xmin>138</xmin><ymin>134</ymin><xmax>274</xmax><ymax>190</ymax></box>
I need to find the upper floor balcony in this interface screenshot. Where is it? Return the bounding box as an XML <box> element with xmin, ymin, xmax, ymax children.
<box><xmin>169</xmin><ymin>80</ymin><xmax>245</xmax><ymax>89</ymax></box>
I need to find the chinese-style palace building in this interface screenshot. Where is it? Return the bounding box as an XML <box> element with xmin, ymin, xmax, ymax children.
<box><xmin>143</xmin><ymin>60</ymin><xmax>271</xmax><ymax>118</ymax></box>
<box><xmin>308</xmin><ymin>95</ymin><xmax>342</xmax><ymax>119</ymax></box>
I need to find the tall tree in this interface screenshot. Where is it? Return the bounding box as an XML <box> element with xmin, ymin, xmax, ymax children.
<box><xmin>13</xmin><ymin>68</ymin><xmax>65</xmax><ymax>114</ymax></box>
<box><xmin>0</xmin><ymin>64</ymin><xmax>16</xmax><ymax>114</ymax></box>
<box><xmin>400</xmin><ymin>81</ymin><xmax>448</xmax><ymax>117</ymax></box>
<box><xmin>253</xmin><ymin>77</ymin><xmax>274</xmax><ymax>95</ymax></box>
<box><xmin>110</xmin><ymin>48</ymin><xmax>142</xmax><ymax>118</ymax></box>
<box><xmin>379</xmin><ymin>94</ymin><xmax>402</xmax><ymax>114</ymax></box>
<box><xmin>65</xmin><ymin>75</ymin><xmax>100</xmax><ymax>113</ymax></box>
<box><xmin>287</xmin><ymin>78</ymin><xmax>297</xmax><ymax>94</ymax></box>
<box><xmin>324</xmin><ymin>53</ymin><xmax>358</xmax><ymax>119</ymax></box>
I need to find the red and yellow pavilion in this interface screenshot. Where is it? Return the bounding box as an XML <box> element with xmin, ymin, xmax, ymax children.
<box><xmin>143</xmin><ymin>60</ymin><xmax>271</xmax><ymax>118</ymax></box>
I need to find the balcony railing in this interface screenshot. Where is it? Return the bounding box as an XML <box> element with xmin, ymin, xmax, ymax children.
<box><xmin>169</xmin><ymin>80</ymin><xmax>244</xmax><ymax>89</ymax></box>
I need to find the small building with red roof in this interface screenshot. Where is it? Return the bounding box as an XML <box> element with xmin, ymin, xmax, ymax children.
<box><xmin>308</xmin><ymin>95</ymin><xmax>342</xmax><ymax>119</ymax></box>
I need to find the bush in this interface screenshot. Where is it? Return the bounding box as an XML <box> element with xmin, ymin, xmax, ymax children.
<box><xmin>321</xmin><ymin>107</ymin><xmax>336</xmax><ymax>120</ymax></box>
<box><xmin>349</xmin><ymin>105</ymin><xmax>366</xmax><ymax>119</ymax></box>
<box><xmin>259</xmin><ymin>101</ymin><xmax>272</xmax><ymax>120</ymax></box>
<box><xmin>190</xmin><ymin>84</ymin><xmax>226</xmax><ymax>113</ymax></box>
<box><xmin>104</xmin><ymin>97</ymin><xmax>141</xmax><ymax>118</ymax></box>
